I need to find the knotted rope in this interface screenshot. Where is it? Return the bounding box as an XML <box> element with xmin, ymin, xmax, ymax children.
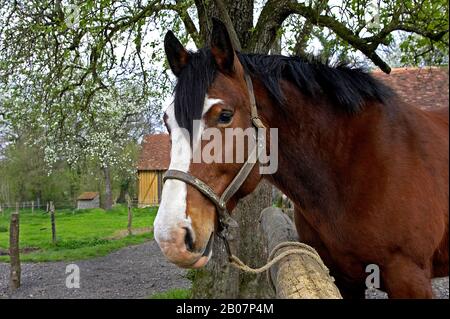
<box><xmin>228</xmin><ymin>241</ymin><xmax>331</xmax><ymax>292</ymax></box>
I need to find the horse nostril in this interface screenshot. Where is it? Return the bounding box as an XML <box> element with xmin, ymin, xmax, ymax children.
<box><xmin>184</xmin><ymin>227</ymin><xmax>194</xmax><ymax>252</ymax></box>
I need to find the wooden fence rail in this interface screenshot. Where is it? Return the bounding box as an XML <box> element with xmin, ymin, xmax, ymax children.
<box><xmin>260</xmin><ymin>207</ymin><xmax>342</xmax><ymax>299</ymax></box>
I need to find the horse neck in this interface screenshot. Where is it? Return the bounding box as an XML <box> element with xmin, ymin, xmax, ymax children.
<box><xmin>257</xmin><ymin>79</ymin><xmax>388</xmax><ymax>215</ymax></box>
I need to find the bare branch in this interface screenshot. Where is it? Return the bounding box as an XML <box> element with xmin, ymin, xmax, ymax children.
<box><xmin>174</xmin><ymin>0</ymin><xmax>202</xmax><ymax>47</ymax></box>
<box><xmin>250</xmin><ymin>0</ymin><xmax>447</xmax><ymax>73</ymax></box>
<box><xmin>213</xmin><ymin>0</ymin><xmax>242</xmax><ymax>50</ymax></box>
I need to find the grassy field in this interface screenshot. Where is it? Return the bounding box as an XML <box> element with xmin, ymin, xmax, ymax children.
<box><xmin>149</xmin><ymin>288</ymin><xmax>192</xmax><ymax>299</ymax></box>
<box><xmin>0</xmin><ymin>205</ymin><xmax>157</xmax><ymax>262</ymax></box>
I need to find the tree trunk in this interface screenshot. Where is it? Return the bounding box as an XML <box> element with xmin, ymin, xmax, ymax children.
<box><xmin>196</xmin><ymin>0</ymin><xmax>254</xmax><ymax>50</ymax></box>
<box><xmin>270</xmin><ymin>31</ymin><xmax>282</xmax><ymax>55</ymax></box>
<box><xmin>102</xmin><ymin>166</ymin><xmax>113</xmax><ymax>210</ymax></box>
<box><xmin>191</xmin><ymin>181</ymin><xmax>275</xmax><ymax>298</ymax></box>
<box><xmin>116</xmin><ymin>179</ymin><xmax>130</xmax><ymax>204</ymax></box>
<box><xmin>225</xmin><ymin>0</ymin><xmax>253</xmax><ymax>47</ymax></box>
<box><xmin>190</xmin><ymin>1</ymin><xmax>277</xmax><ymax>299</ymax></box>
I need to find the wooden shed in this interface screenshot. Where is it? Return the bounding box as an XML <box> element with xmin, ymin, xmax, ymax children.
<box><xmin>77</xmin><ymin>192</ymin><xmax>100</xmax><ymax>209</ymax></box>
<box><xmin>137</xmin><ymin>134</ymin><xmax>170</xmax><ymax>207</ymax></box>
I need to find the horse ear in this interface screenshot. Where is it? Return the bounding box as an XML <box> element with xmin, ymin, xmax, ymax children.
<box><xmin>164</xmin><ymin>31</ymin><xmax>190</xmax><ymax>77</ymax></box>
<box><xmin>210</xmin><ymin>18</ymin><xmax>235</xmax><ymax>73</ymax></box>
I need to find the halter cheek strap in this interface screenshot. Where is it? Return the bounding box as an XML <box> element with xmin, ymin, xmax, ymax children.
<box><xmin>162</xmin><ymin>169</ymin><xmax>238</xmax><ymax>230</ymax></box>
<box><xmin>163</xmin><ymin>73</ymin><xmax>266</xmax><ymax>255</ymax></box>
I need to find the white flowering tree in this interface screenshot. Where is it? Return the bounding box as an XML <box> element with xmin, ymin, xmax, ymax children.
<box><xmin>0</xmin><ymin>1</ymin><xmax>171</xmax><ymax>209</ymax></box>
<box><xmin>1</xmin><ymin>76</ymin><xmax>165</xmax><ymax>208</ymax></box>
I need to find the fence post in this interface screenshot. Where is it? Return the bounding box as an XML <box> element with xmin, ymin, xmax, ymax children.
<box><xmin>50</xmin><ymin>201</ymin><xmax>56</xmax><ymax>244</ymax></box>
<box><xmin>0</xmin><ymin>203</ymin><xmax>3</xmax><ymax>217</ymax></box>
<box><xmin>10</xmin><ymin>203</ymin><xmax>21</xmax><ymax>290</ymax></box>
<box><xmin>46</xmin><ymin>202</ymin><xmax>49</xmax><ymax>213</ymax></box>
<box><xmin>260</xmin><ymin>207</ymin><xmax>342</xmax><ymax>298</ymax></box>
<box><xmin>31</xmin><ymin>201</ymin><xmax>34</xmax><ymax>215</ymax></box>
<box><xmin>127</xmin><ymin>196</ymin><xmax>132</xmax><ymax>236</ymax></box>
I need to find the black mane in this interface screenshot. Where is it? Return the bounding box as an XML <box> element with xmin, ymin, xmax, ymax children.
<box><xmin>173</xmin><ymin>49</ymin><xmax>394</xmax><ymax>135</ymax></box>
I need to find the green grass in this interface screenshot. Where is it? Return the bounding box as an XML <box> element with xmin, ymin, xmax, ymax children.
<box><xmin>149</xmin><ymin>288</ymin><xmax>191</xmax><ymax>299</ymax></box>
<box><xmin>0</xmin><ymin>204</ymin><xmax>157</xmax><ymax>262</ymax></box>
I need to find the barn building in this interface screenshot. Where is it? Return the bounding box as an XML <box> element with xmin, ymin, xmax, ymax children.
<box><xmin>77</xmin><ymin>192</ymin><xmax>100</xmax><ymax>209</ymax></box>
<box><xmin>137</xmin><ymin>134</ymin><xmax>170</xmax><ymax>207</ymax></box>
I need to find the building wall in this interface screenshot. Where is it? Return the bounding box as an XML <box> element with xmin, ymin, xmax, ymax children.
<box><xmin>138</xmin><ymin>170</ymin><xmax>164</xmax><ymax>207</ymax></box>
<box><xmin>77</xmin><ymin>196</ymin><xmax>100</xmax><ymax>209</ymax></box>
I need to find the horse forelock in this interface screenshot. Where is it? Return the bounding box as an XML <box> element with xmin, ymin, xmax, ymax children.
<box><xmin>173</xmin><ymin>48</ymin><xmax>217</xmax><ymax>138</ymax></box>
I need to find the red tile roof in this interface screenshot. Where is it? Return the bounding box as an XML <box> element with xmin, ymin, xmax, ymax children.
<box><xmin>372</xmin><ymin>67</ymin><xmax>449</xmax><ymax>110</ymax></box>
<box><xmin>77</xmin><ymin>192</ymin><xmax>99</xmax><ymax>200</ymax></box>
<box><xmin>137</xmin><ymin>134</ymin><xmax>170</xmax><ymax>171</ymax></box>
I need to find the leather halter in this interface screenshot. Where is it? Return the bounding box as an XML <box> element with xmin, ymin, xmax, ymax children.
<box><xmin>163</xmin><ymin>73</ymin><xmax>266</xmax><ymax>254</ymax></box>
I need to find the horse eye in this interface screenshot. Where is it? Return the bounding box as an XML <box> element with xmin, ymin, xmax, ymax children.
<box><xmin>218</xmin><ymin>111</ymin><xmax>233</xmax><ymax>124</ymax></box>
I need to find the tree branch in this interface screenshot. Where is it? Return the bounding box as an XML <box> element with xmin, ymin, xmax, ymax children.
<box><xmin>287</xmin><ymin>1</ymin><xmax>393</xmax><ymax>72</ymax></box>
<box><xmin>293</xmin><ymin>0</ymin><xmax>328</xmax><ymax>56</ymax></box>
<box><xmin>194</xmin><ymin>0</ymin><xmax>211</xmax><ymax>44</ymax></box>
<box><xmin>213</xmin><ymin>0</ymin><xmax>242</xmax><ymax>50</ymax></box>
<box><xmin>175</xmin><ymin>0</ymin><xmax>202</xmax><ymax>47</ymax></box>
<box><xmin>247</xmin><ymin>0</ymin><xmax>292</xmax><ymax>53</ymax></box>
<box><xmin>250</xmin><ymin>0</ymin><xmax>448</xmax><ymax>73</ymax></box>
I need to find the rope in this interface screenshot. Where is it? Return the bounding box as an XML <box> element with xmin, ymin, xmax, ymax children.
<box><xmin>228</xmin><ymin>241</ymin><xmax>330</xmax><ymax>292</ymax></box>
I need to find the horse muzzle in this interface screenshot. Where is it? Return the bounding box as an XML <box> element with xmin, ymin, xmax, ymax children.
<box><xmin>156</xmin><ymin>225</ymin><xmax>214</xmax><ymax>268</ymax></box>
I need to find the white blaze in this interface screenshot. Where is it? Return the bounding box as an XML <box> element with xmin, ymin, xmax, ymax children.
<box><xmin>154</xmin><ymin>96</ymin><xmax>224</xmax><ymax>244</ymax></box>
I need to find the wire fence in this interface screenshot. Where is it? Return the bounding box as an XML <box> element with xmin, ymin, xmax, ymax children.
<box><xmin>1</xmin><ymin>197</ymin><xmax>156</xmax><ymax>290</ymax></box>
<box><xmin>0</xmin><ymin>201</ymin><xmax>75</xmax><ymax>211</ymax></box>
<box><xmin>0</xmin><ymin>199</ymin><xmax>157</xmax><ymax>214</ymax></box>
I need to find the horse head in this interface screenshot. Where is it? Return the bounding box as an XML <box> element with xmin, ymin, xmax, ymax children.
<box><xmin>154</xmin><ymin>19</ymin><xmax>266</xmax><ymax>268</ymax></box>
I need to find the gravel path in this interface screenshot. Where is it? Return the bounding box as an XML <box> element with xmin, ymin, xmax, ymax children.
<box><xmin>366</xmin><ymin>277</ymin><xmax>449</xmax><ymax>299</ymax></box>
<box><xmin>0</xmin><ymin>240</ymin><xmax>191</xmax><ymax>299</ymax></box>
<box><xmin>0</xmin><ymin>240</ymin><xmax>447</xmax><ymax>299</ymax></box>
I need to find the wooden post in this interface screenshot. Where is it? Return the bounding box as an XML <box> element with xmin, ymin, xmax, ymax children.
<box><xmin>260</xmin><ymin>207</ymin><xmax>342</xmax><ymax>299</ymax></box>
<box><xmin>0</xmin><ymin>203</ymin><xmax>3</xmax><ymax>217</ymax></box>
<box><xmin>10</xmin><ymin>204</ymin><xmax>21</xmax><ymax>290</ymax></box>
<box><xmin>46</xmin><ymin>202</ymin><xmax>49</xmax><ymax>213</ymax></box>
<box><xmin>127</xmin><ymin>196</ymin><xmax>132</xmax><ymax>236</ymax></box>
<box><xmin>31</xmin><ymin>201</ymin><xmax>34</xmax><ymax>215</ymax></box>
<box><xmin>50</xmin><ymin>201</ymin><xmax>56</xmax><ymax>244</ymax></box>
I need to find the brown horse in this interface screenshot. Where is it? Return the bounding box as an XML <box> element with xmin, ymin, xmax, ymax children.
<box><xmin>154</xmin><ymin>19</ymin><xmax>449</xmax><ymax>298</ymax></box>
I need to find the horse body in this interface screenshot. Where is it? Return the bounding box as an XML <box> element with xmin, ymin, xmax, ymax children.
<box><xmin>156</xmin><ymin>19</ymin><xmax>448</xmax><ymax>298</ymax></box>
<box><xmin>260</xmin><ymin>82</ymin><xmax>449</xmax><ymax>297</ymax></box>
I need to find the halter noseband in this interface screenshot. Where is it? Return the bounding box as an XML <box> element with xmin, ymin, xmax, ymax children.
<box><xmin>163</xmin><ymin>73</ymin><xmax>266</xmax><ymax>255</ymax></box>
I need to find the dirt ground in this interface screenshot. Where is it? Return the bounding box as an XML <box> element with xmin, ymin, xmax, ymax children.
<box><xmin>0</xmin><ymin>240</ymin><xmax>190</xmax><ymax>299</ymax></box>
<box><xmin>0</xmin><ymin>240</ymin><xmax>448</xmax><ymax>299</ymax></box>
